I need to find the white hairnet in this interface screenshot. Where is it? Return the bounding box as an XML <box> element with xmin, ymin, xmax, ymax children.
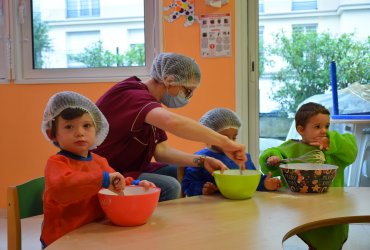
<box><xmin>199</xmin><ymin>108</ymin><xmax>242</xmax><ymax>132</ymax></box>
<box><xmin>41</xmin><ymin>91</ymin><xmax>109</xmax><ymax>149</ymax></box>
<box><xmin>150</xmin><ymin>53</ymin><xmax>201</xmax><ymax>87</ymax></box>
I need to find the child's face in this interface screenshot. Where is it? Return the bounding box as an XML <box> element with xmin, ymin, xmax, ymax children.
<box><xmin>297</xmin><ymin>113</ymin><xmax>330</xmax><ymax>144</ymax></box>
<box><xmin>211</xmin><ymin>128</ymin><xmax>238</xmax><ymax>153</ymax></box>
<box><xmin>53</xmin><ymin>113</ymin><xmax>97</xmax><ymax>157</ymax></box>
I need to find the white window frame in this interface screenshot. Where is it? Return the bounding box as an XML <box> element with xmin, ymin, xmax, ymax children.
<box><xmin>235</xmin><ymin>0</ymin><xmax>260</xmax><ymax>163</ymax></box>
<box><xmin>11</xmin><ymin>0</ymin><xmax>161</xmax><ymax>84</ymax></box>
<box><xmin>0</xmin><ymin>0</ymin><xmax>11</xmax><ymax>83</ymax></box>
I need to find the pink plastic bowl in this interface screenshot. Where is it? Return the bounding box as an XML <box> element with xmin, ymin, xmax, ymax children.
<box><xmin>98</xmin><ymin>186</ymin><xmax>161</xmax><ymax>226</ymax></box>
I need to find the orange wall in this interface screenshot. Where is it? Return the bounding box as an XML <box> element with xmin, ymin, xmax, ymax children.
<box><xmin>0</xmin><ymin>0</ymin><xmax>236</xmax><ymax>208</ymax></box>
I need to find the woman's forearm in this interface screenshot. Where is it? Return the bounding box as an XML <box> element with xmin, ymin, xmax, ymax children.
<box><xmin>147</xmin><ymin>107</ymin><xmax>229</xmax><ymax>147</ymax></box>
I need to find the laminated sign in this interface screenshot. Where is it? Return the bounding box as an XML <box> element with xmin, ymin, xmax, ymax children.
<box><xmin>200</xmin><ymin>13</ymin><xmax>231</xmax><ymax>57</ymax></box>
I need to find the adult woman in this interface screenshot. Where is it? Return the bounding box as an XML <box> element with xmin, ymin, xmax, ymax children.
<box><xmin>94</xmin><ymin>52</ymin><xmax>246</xmax><ymax>201</ymax></box>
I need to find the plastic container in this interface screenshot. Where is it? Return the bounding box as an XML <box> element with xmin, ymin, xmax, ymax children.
<box><xmin>98</xmin><ymin>186</ymin><xmax>160</xmax><ymax>226</ymax></box>
<box><xmin>213</xmin><ymin>169</ymin><xmax>261</xmax><ymax>200</ymax></box>
<box><xmin>280</xmin><ymin>163</ymin><xmax>338</xmax><ymax>193</ymax></box>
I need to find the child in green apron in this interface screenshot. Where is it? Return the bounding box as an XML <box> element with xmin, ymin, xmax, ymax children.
<box><xmin>259</xmin><ymin>102</ymin><xmax>358</xmax><ymax>250</ymax></box>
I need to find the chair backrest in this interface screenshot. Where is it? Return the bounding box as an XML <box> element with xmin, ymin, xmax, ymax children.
<box><xmin>7</xmin><ymin>176</ymin><xmax>45</xmax><ymax>250</ymax></box>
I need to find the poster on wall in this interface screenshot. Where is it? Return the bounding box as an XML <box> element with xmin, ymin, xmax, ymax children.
<box><xmin>200</xmin><ymin>13</ymin><xmax>231</xmax><ymax>58</ymax></box>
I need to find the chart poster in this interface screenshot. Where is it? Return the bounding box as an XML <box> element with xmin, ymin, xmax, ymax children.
<box><xmin>200</xmin><ymin>13</ymin><xmax>231</xmax><ymax>58</ymax></box>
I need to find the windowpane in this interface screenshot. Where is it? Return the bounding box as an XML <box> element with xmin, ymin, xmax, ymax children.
<box><xmin>259</xmin><ymin>0</ymin><xmax>370</xmax><ymax>186</ymax></box>
<box><xmin>0</xmin><ymin>0</ymin><xmax>9</xmax><ymax>82</ymax></box>
<box><xmin>259</xmin><ymin>0</ymin><xmax>264</xmax><ymax>13</ymax></box>
<box><xmin>292</xmin><ymin>0</ymin><xmax>317</xmax><ymax>11</ymax></box>
<box><xmin>80</xmin><ymin>0</ymin><xmax>90</xmax><ymax>17</ymax></box>
<box><xmin>91</xmin><ymin>0</ymin><xmax>99</xmax><ymax>16</ymax></box>
<box><xmin>292</xmin><ymin>23</ymin><xmax>317</xmax><ymax>34</ymax></box>
<box><xmin>14</xmin><ymin>0</ymin><xmax>158</xmax><ymax>83</ymax></box>
<box><xmin>32</xmin><ymin>0</ymin><xmax>144</xmax><ymax>69</ymax></box>
<box><xmin>66</xmin><ymin>0</ymin><xmax>78</xmax><ymax>18</ymax></box>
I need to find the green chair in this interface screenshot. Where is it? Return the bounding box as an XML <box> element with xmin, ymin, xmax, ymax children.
<box><xmin>7</xmin><ymin>177</ymin><xmax>45</xmax><ymax>250</ymax></box>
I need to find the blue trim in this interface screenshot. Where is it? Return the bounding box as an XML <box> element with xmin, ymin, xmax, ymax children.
<box><xmin>332</xmin><ymin>115</ymin><xmax>370</xmax><ymax>120</ymax></box>
<box><xmin>57</xmin><ymin>150</ymin><xmax>92</xmax><ymax>161</ymax></box>
<box><xmin>132</xmin><ymin>179</ymin><xmax>141</xmax><ymax>185</ymax></box>
<box><xmin>102</xmin><ymin>171</ymin><xmax>110</xmax><ymax>188</ymax></box>
<box><xmin>330</xmin><ymin>61</ymin><xmax>339</xmax><ymax>115</ymax></box>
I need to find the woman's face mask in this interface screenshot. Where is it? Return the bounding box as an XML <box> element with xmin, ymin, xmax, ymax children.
<box><xmin>161</xmin><ymin>87</ymin><xmax>189</xmax><ymax>108</ymax></box>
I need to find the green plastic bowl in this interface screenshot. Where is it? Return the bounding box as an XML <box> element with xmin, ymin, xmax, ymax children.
<box><xmin>214</xmin><ymin>169</ymin><xmax>261</xmax><ymax>200</ymax></box>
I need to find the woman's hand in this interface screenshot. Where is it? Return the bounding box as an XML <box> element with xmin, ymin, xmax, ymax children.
<box><xmin>223</xmin><ymin>140</ymin><xmax>247</xmax><ymax>168</ymax></box>
<box><xmin>203</xmin><ymin>156</ymin><xmax>229</xmax><ymax>174</ymax></box>
<box><xmin>264</xmin><ymin>172</ymin><xmax>282</xmax><ymax>191</ymax></box>
<box><xmin>202</xmin><ymin>182</ymin><xmax>218</xmax><ymax>195</ymax></box>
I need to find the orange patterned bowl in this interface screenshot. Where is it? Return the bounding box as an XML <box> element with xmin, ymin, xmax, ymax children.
<box><xmin>280</xmin><ymin>163</ymin><xmax>338</xmax><ymax>193</ymax></box>
<box><xmin>98</xmin><ymin>186</ymin><xmax>160</xmax><ymax>226</ymax></box>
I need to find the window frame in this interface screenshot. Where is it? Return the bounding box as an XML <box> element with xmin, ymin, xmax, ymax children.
<box><xmin>11</xmin><ymin>0</ymin><xmax>161</xmax><ymax>84</ymax></box>
<box><xmin>0</xmin><ymin>0</ymin><xmax>10</xmax><ymax>83</ymax></box>
<box><xmin>235</xmin><ymin>0</ymin><xmax>260</xmax><ymax>163</ymax></box>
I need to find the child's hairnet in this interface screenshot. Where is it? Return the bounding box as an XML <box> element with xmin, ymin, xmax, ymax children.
<box><xmin>150</xmin><ymin>53</ymin><xmax>201</xmax><ymax>87</ymax></box>
<box><xmin>199</xmin><ymin>108</ymin><xmax>242</xmax><ymax>132</ymax></box>
<box><xmin>41</xmin><ymin>91</ymin><xmax>109</xmax><ymax>149</ymax></box>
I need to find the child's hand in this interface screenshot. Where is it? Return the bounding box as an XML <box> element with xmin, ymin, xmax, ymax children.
<box><xmin>109</xmin><ymin>172</ymin><xmax>125</xmax><ymax>193</ymax></box>
<box><xmin>267</xmin><ymin>156</ymin><xmax>281</xmax><ymax>167</ymax></box>
<box><xmin>264</xmin><ymin>172</ymin><xmax>282</xmax><ymax>191</ymax></box>
<box><xmin>137</xmin><ymin>180</ymin><xmax>156</xmax><ymax>190</ymax></box>
<box><xmin>309</xmin><ymin>136</ymin><xmax>330</xmax><ymax>150</ymax></box>
<box><xmin>202</xmin><ymin>182</ymin><xmax>218</xmax><ymax>195</ymax></box>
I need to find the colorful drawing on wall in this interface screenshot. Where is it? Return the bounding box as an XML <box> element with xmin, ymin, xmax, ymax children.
<box><xmin>163</xmin><ymin>0</ymin><xmax>200</xmax><ymax>27</ymax></box>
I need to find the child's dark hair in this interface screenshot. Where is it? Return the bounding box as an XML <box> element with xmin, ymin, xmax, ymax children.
<box><xmin>49</xmin><ymin>108</ymin><xmax>88</xmax><ymax>139</ymax></box>
<box><xmin>295</xmin><ymin>102</ymin><xmax>330</xmax><ymax>129</ymax></box>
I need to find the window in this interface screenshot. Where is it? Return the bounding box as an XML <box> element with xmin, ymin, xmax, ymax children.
<box><xmin>256</xmin><ymin>0</ymin><xmax>370</xmax><ymax>173</ymax></box>
<box><xmin>292</xmin><ymin>23</ymin><xmax>318</xmax><ymax>34</ymax></box>
<box><xmin>66</xmin><ymin>0</ymin><xmax>100</xmax><ymax>18</ymax></box>
<box><xmin>259</xmin><ymin>0</ymin><xmax>264</xmax><ymax>13</ymax></box>
<box><xmin>0</xmin><ymin>0</ymin><xmax>10</xmax><ymax>83</ymax></box>
<box><xmin>292</xmin><ymin>0</ymin><xmax>317</xmax><ymax>11</ymax></box>
<box><xmin>10</xmin><ymin>0</ymin><xmax>159</xmax><ymax>83</ymax></box>
<box><xmin>259</xmin><ymin>26</ymin><xmax>265</xmax><ymax>74</ymax></box>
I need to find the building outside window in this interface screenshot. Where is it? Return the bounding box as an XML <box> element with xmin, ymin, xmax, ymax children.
<box><xmin>0</xmin><ymin>0</ymin><xmax>10</xmax><ymax>82</ymax></box>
